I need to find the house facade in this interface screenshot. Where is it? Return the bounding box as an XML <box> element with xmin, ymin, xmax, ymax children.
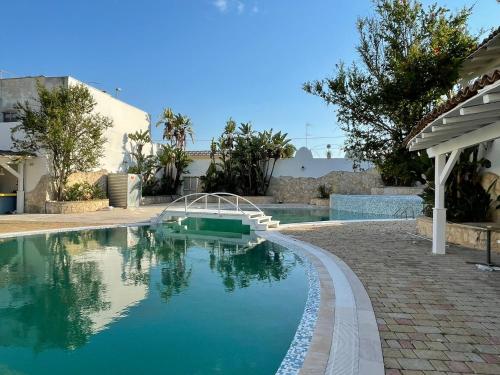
<box><xmin>0</xmin><ymin>76</ymin><xmax>150</xmax><ymax>213</ymax></box>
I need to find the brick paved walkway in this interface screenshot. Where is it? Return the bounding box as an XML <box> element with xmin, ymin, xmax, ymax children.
<box><xmin>283</xmin><ymin>221</ymin><xmax>500</xmax><ymax>375</ymax></box>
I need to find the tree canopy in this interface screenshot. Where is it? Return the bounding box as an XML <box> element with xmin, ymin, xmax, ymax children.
<box><xmin>12</xmin><ymin>82</ymin><xmax>113</xmax><ymax>200</ymax></box>
<box><xmin>304</xmin><ymin>0</ymin><xmax>477</xmax><ymax>186</ymax></box>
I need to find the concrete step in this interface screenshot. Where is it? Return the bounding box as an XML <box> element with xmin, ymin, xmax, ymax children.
<box><xmin>267</xmin><ymin>220</ymin><xmax>280</xmax><ymax>229</ymax></box>
<box><xmin>256</xmin><ymin>216</ymin><xmax>272</xmax><ymax>223</ymax></box>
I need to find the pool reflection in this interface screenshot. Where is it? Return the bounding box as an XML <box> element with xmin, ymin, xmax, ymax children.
<box><xmin>0</xmin><ymin>225</ymin><xmax>298</xmax><ymax>352</ymax></box>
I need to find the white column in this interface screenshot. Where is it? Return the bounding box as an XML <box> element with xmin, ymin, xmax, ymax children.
<box><xmin>432</xmin><ymin>154</ymin><xmax>446</xmax><ymax>254</ymax></box>
<box><xmin>16</xmin><ymin>162</ymin><xmax>25</xmax><ymax>214</ymax></box>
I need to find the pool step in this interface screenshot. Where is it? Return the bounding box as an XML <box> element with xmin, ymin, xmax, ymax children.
<box><xmin>246</xmin><ymin>214</ymin><xmax>280</xmax><ymax>230</ymax></box>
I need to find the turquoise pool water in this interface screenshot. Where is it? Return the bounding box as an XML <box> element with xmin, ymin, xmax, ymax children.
<box><xmin>264</xmin><ymin>207</ymin><xmax>395</xmax><ymax>224</ymax></box>
<box><xmin>0</xmin><ymin>225</ymin><xmax>308</xmax><ymax>375</ymax></box>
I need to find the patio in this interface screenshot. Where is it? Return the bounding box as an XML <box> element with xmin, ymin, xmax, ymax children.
<box><xmin>283</xmin><ymin>221</ymin><xmax>500</xmax><ymax>374</ymax></box>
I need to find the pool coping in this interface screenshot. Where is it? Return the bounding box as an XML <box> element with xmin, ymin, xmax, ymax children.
<box><xmin>0</xmin><ymin>220</ymin><xmax>385</xmax><ymax>375</ymax></box>
<box><xmin>259</xmin><ymin>231</ymin><xmax>384</xmax><ymax>375</ymax></box>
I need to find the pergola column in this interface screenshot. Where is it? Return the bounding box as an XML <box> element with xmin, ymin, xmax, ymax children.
<box><xmin>432</xmin><ymin>149</ymin><xmax>462</xmax><ymax>255</ymax></box>
<box><xmin>432</xmin><ymin>154</ymin><xmax>446</xmax><ymax>254</ymax></box>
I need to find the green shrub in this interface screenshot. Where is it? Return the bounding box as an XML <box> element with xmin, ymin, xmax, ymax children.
<box><xmin>63</xmin><ymin>182</ymin><xmax>106</xmax><ymax>201</ymax></box>
<box><xmin>420</xmin><ymin>146</ymin><xmax>496</xmax><ymax>223</ymax></box>
<box><xmin>317</xmin><ymin>184</ymin><xmax>332</xmax><ymax>199</ymax></box>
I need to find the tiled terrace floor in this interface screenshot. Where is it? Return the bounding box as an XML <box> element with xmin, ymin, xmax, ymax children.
<box><xmin>282</xmin><ymin>221</ymin><xmax>500</xmax><ymax>375</ymax></box>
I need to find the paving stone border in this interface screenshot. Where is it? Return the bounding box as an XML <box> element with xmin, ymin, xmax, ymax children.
<box><xmin>261</xmin><ymin>231</ymin><xmax>384</xmax><ymax>375</ymax></box>
<box><xmin>283</xmin><ymin>221</ymin><xmax>500</xmax><ymax>375</ymax></box>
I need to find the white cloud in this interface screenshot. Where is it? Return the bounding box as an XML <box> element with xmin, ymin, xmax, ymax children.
<box><xmin>213</xmin><ymin>0</ymin><xmax>228</xmax><ymax>12</ymax></box>
<box><xmin>237</xmin><ymin>1</ymin><xmax>245</xmax><ymax>14</ymax></box>
<box><xmin>213</xmin><ymin>0</ymin><xmax>258</xmax><ymax>14</ymax></box>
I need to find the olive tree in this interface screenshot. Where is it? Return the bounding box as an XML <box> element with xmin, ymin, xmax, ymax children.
<box><xmin>12</xmin><ymin>82</ymin><xmax>113</xmax><ymax>200</ymax></box>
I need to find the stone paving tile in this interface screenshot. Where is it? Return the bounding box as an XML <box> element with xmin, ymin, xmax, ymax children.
<box><xmin>282</xmin><ymin>221</ymin><xmax>500</xmax><ymax>375</ymax></box>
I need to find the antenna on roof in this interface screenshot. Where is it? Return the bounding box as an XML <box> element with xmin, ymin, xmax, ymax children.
<box><xmin>115</xmin><ymin>87</ymin><xmax>122</xmax><ymax>98</ymax></box>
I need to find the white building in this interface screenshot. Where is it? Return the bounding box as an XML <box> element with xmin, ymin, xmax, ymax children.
<box><xmin>0</xmin><ymin>76</ymin><xmax>150</xmax><ymax>213</ymax></box>
<box><xmin>182</xmin><ymin>146</ymin><xmax>373</xmax><ymax>194</ymax></box>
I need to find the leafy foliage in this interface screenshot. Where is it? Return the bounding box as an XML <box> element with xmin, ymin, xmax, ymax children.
<box><xmin>156</xmin><ymin>145</ymin><xmax>192</xmax><ymax>195</ymax></box>
<box><xmin>63</xmin><ymin>181</ymin><xmax>106</xmax><ymax>201</ymax></box>
<box><xmin>127</xmin><ymin>129</ymin><xmax>158</xmax><ymax>194</ymax></box>
<box><xmin>126</xmin><ymin>108</ymin><xmax>194</xmax><ymax>196</ymax></box>
<box><xmin>156</xmin><ymin>107</ymin><xmax>194</xmax><ymax>150</ymax></box>
<box><xmin>317</xmin><ymin>184</ymin><xmax>333</xmax><ymax>199</ymax></box>
<box><xmin>12</xmin><ymin>82</ymin><xmax>113</xmax><ymax>200</ymax></box>
<box><xmin>200</xmin><ymin>119</ymin><xmax>295</xmax><ymax>196</ymax></box>
<box><xmin>420</xmin><ymin>147</ymin><xmax>495</xmax><ymax>223</ymax></box>
<box><xmin>303</xmin><ymin>0</ymin><xmax>477</xmax><ymax>186</ymax></box>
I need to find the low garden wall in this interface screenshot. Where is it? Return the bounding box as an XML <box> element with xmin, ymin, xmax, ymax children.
<box><xmin>204</xmin><ymin>195</ymin><xmax>275</xmax><ymax>205</ymax></box>
<box><xmin>25</xmin><ymin>170</ymin><xmax>108</xmax><ymax>213</ymax></box>
<box><xmin>45</xmin><ymin>199</ymin><xmax>109</xmax><ymax>214</ymax></box>
<box><xmin>309</xmin><ymin>198</ymin><xmax>330</xmax><ymax>206</ymax></box>
<box><xmin>370</xmin><ymin>186</ymin><xmax>424</xmax><ymax>195</ymax></box>
<box><xmin>141</xmin><ymin>195</ymin><xmax>175</xmax><ymax>205</ymax></box>
<box><xmin>267</xmin><ymin>170</ymin><xmax>383</xmax><ymax>203</ymax></box>
<box><xmin>416</xmin><ymin>216</ymin><xmax>500</xmax><ymax>251</ymax></box>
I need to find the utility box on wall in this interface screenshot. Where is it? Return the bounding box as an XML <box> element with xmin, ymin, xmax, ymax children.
<box><xmin>108</xmin><ymin>173</ymin><xmax>141</xmax><ymax>208</ymax></box>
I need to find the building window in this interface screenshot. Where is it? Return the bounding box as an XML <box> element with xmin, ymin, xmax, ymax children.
<box><xmin>2</xmin><ymin>111</ymin><xmax>18</xmax><ymax>122</ymax></box>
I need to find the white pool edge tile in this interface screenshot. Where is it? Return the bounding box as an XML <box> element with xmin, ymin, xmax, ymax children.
<box><xmin>261</xmin><ymin>232</ymin><xmax>384</xmax><ymax>375</ymax></box>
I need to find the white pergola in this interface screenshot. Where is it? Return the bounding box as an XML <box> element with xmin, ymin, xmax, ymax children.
<box><xmin>0</xmin><ymin>152</ymin><xmax>29</xmax><ymax>214</ymax></box>
<box><xmin>407</xmin><ymin>74</ymin><xmax>500</xmax><ymax>254</ymax></box>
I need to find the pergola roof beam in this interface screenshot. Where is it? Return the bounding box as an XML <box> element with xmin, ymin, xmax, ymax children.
<box><xmin>460</xmin><ymin>101</ymin><xmax>500</xmax><ymax>115</ymax></box>
<box><xmin>443</xmin><ymin>110</ymin><xmax>500</xmax><ymax>124</ymax></box>
<box><xmin>484</xmin><ymin>93</ymin><xmax>500</xmax><ymax>104</ymax></box>
<box><xmin>427</xmin><ymin>121</ymin><xmax>500</xmax><ymax>157</ymax></box>
<box><xmin>431</xmin><ymin>122</ymin><xmax>487</xmax><ymax>134</ymax></box>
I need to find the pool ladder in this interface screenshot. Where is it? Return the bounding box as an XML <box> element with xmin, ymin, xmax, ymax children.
<box><xmin>393</xmin><ymin>206</ymin><xmax>417</xmax><ymax>219</ymax></box>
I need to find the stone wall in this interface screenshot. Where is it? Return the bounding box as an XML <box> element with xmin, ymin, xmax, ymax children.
<box><xmin>481</xmin><ymin>172</ymin><xmax>500</xmax><ymax>223</ymax></box>
<box><xmin>370</xmin><ymin>186</ymin><xmax>424</xmax><ymax>195</ymax></box>
<box><xmin>309</xmin><ymin>198</ymin><xmax>330</xmax><ymax>206</ymax></box>
<box><xmin>416</xmin><ymin>216</ymin><xmax>500</xmax><ymax>251</ymax></box>
<box><xmin>25</xmin><ymin>170</ymin><xmax>108</xmax><ymax>213</ymax></box>
<box><xmin>141</xmin><ymin>195</ymin><xmax>174</xmax><ymax>205</ymax></box>
<box><xmin>45</xmin><ymin>199</ymin><xmax>109</xmax><ymax>214</ymax></box>
<box><xmin>267</xmin><ymin>170</ymin><xmax>383</xmax><ymax>203</ymax></box>
<box><xmin>25</xmin><ymin>174</ymin><xmax>52</xmax><ymax>213</ymax></box>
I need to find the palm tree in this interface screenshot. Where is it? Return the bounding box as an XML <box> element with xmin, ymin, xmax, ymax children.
<box><xmin>262</xmin><ymin>131</ymin><xmax>295</xmax><ymax>194</ymax></box>
<box><xmin>156</xmin><ymin>108</ymin><xmax>194</xmax><ymax>150</ymax></box>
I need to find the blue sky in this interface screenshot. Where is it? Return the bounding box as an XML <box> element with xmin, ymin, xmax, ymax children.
<box><xmin>2</xmin><ymin>0</ymin><xmax>499</xmax><ymax>156</ymax></box>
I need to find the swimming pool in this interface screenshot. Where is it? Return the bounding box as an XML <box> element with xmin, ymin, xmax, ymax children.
<box><xmin>0</xmin><ymin>225</ymin><xmax>311</xmax><ymax>375</ymax></box>
<box><xmin>263</xmin><ymin>207</ymin><xmax>396</xmax><ymax>224</ymax></box>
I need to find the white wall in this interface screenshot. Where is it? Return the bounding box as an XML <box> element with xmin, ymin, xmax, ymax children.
<box><xmin>272</xmin><ymin>147</ymin><xmax>372</xmax><ymax>178</ymax></box>
<box><xmin>183</xmin><ymin>147</ymin><xmax>374</xmax><ymax>179</ymax></box>
<box><xmin>0</xmin><ymin>76</ymin><xmax>150</xmax><ymax>193</ymax></box>
<box><xmin>68</xmin><ymin>77</ymin><xmax>150</xmax><ymax>173</ymax></box>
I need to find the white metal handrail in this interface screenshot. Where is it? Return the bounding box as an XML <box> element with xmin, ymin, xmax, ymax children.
<box><xmin>154</xmin><ymin>192</ymin><xmax>264</xmax><ymax>223</ymax></box>
<box><xmin>394</xmin><ymin>205</ymin><xmax>419</xmax><ymax>219</ymax></box>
